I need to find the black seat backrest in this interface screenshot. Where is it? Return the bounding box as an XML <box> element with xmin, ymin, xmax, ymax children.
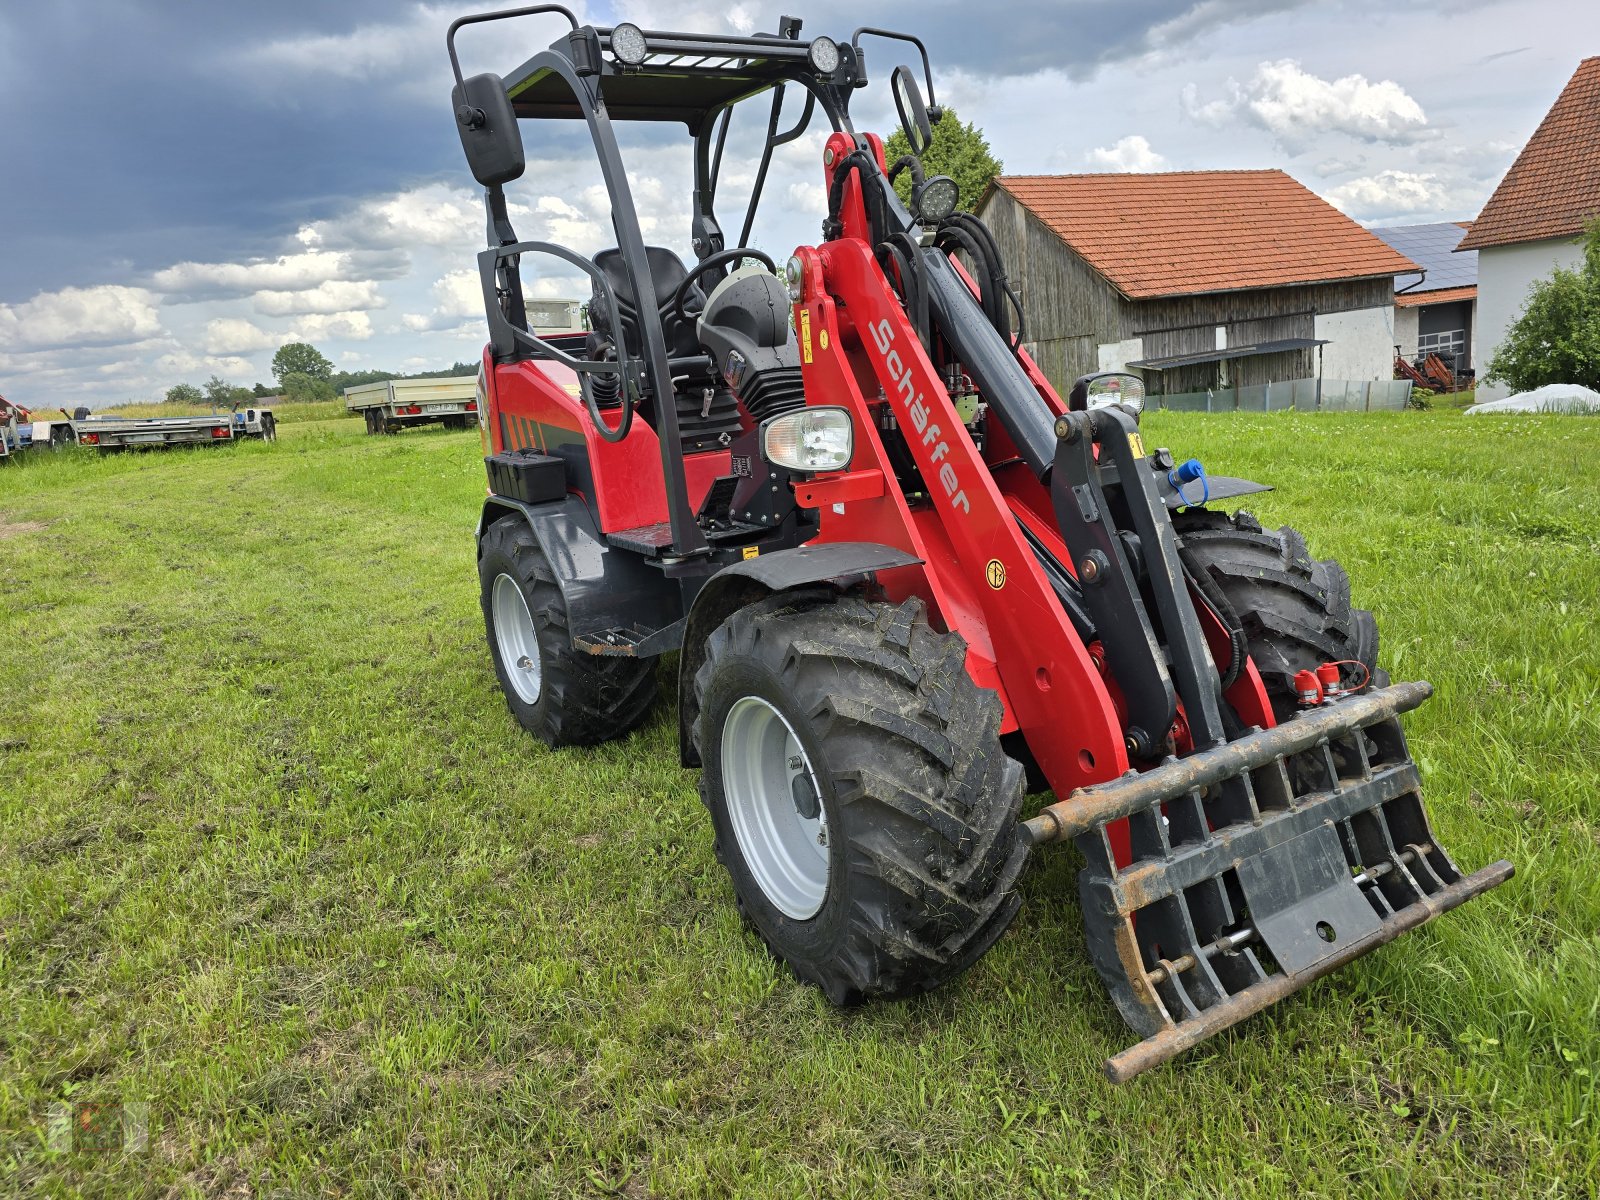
<box><xmin>590</xmin><ymin>246</ymin><xmax>703</xmax><ymax>360</ymax></box>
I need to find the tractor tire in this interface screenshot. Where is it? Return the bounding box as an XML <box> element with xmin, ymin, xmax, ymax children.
<box><xmin>478</xmin><ymin>517</ymin><xmax>657</xmax><ymax>746</ymax></box>
<box><xmin>1174</xmin><ymin>509</ymin><xmax>1382</xmax><ymax>720</ymax></box>
<box><xmin>693</xmin><ymin>591</ymin><xmax>1028</xmax><ymax>1005</ymax></box>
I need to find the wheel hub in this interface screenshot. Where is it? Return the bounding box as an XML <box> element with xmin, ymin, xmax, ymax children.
<box><xmin>720</xmin><ymin>696</ymin><xmax>829</xmax><ymax>920</ymax></box>
<box><xmin>491</xmin><ymin>572</ymin><xmax>542</xmax><ymax>704</ymax></box>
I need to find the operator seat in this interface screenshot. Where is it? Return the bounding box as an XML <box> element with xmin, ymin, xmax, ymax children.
<box><xmin>589</xmin><ymin>246</ymin><xmax>705</xmax><ymax>361</ymax></box>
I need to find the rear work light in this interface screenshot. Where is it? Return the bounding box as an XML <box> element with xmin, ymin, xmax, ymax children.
<box><xmin>211</xmin><ymin>427</ymin><xmax>231</xmax><ymax>439</ymax></box>
<box><xmin>80</xmin><ymin>432</ymin><xmax>100</xmax><ymax>446</ymax></box>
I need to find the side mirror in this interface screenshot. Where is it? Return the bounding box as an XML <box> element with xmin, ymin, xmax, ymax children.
<box><xmin>1069</xmin><ymin>372</ymin><xmax>1146</xmax><ymax>415</ymax></box>
<box><xmin>891</xmin><ymin>64</ymin><xmax>933</xmax><ymax>157</ymax></box>
<box><xmin>452</xmin><ymin>72</ymin><xmax>525</xmax><ymax>187</ymax></box>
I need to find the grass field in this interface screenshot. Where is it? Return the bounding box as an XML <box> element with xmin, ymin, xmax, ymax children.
<box><xmin>1</xmin><ymin>410</ymin><xmax>1596</xmax><ymax>1198</ymax></box>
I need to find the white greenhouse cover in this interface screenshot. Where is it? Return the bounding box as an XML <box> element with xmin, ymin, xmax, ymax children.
<box><xmin>1465</xmin><ymin>383</ymin><xmax>1600</xmax><ymax>415</ymax></box>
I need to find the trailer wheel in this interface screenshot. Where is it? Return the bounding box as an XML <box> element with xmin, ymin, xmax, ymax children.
<box><xmin>693</xmin><ymin>591</ymin><xmax>1028</xmax><ymax>1004</ymax></box>
<box><xmin>1174</xmin><ymin>509</ymin><xmax>1382</xmax><ymax>718</ymax></box>
<box><xmin>478</xmin><ymin>517</ymin><xmax>657</xmax><ymax>746</ymax></box>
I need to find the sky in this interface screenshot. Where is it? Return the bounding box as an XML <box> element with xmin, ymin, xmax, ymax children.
<box><xmin>1</xmin><ymin>0</ymin><xmax>1596</xmax><ymax>407</ymax></box>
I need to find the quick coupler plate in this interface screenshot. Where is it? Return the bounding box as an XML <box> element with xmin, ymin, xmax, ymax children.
<box><xmin>1021</xmin><ymin>681</ymin><xmax>1513</xmax><ymax>1083</ymax></box>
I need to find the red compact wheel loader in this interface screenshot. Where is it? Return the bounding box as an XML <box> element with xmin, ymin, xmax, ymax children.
<box><xmin>446</xmin><ymin>8</ymin><xmax>1511</xmax><ymax>1080</ymax></box>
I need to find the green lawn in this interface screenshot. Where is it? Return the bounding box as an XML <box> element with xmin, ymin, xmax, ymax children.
<box><xmin>1</xmin><ymin>411</ymin><xmax>1596</xmax><ymax>1198</ymax></box>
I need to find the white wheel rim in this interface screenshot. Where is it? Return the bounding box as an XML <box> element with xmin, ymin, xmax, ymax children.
<box><xmin>721</xmin><ymin>696</ymin><xmax>829</xmax><ymax>920</ymax></box>
<box><xmin>492</xmin><ymin>573</ymin><xmax>543</xmax><ymax>704</ymax></box>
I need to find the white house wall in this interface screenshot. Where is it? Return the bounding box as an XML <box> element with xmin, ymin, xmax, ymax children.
<box><xmin>1475</xmin><ymin>235</ymin><xmax>1587</xmax><ymax>401</ymax></box>
<box><xmin>1393</xmin><ymin>306</ymin><xmax>1419</xmax><ymax>360</ymax></box>
<box><xmin>1313</xmin><ymin>307</ymin><xmax>1396</xmax><ymax>381</ymax></box>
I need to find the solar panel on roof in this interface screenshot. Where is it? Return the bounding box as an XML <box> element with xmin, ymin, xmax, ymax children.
<box><xmin>1369</xmin><ymin>223</ymin><xmax>1478</xmax><ymax>293</ymax></box>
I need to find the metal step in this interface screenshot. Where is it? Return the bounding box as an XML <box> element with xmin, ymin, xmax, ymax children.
<box><xmin>1022</xmin><ymin>681</ymin><xmax>1513</xmax><ymax>1082</ymax></box>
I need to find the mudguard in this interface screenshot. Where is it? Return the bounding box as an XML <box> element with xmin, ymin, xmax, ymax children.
<box><xmin>478</xmin><ymin>495</ymin><xmax>683</xmax><ymax>654</ymax></box>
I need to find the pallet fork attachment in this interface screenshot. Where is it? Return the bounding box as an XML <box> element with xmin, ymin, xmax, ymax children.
<box><xmin>1023</xmin><ymin>681</ymin><xmax>1514</xmax><ymax>1082</ymax></box>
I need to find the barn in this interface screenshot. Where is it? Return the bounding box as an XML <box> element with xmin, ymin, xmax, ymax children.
<box><xmin>975</xmin><ymin>170</ymin><xmax>1420</xmax><ymax>408</ymax></box>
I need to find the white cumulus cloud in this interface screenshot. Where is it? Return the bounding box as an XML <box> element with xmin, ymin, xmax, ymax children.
<box><xmin>1185</xmin><ymin>60</ymin><xmax>1431</xmax><ymax>153</ymax></box>
<box><xmin>203</xmin><ymin>317</ymin><xmax>284</xmax><ymax>356</ymax></box>
<box><xmin>151</xmin><ymin>250</ymin><xmax>355</xmax><ymax>299</ymax></box>
<box><xmin>0</xmin><ymin>285</ymin><xmax>163</xmax><ymax>351</ymax></box>
<box><xmin>253</xmin><ymin>279</ymin><xmax>387</xmax><ymax>316</ymax></box>
<box><xmin>1086</xmin><ymin>135</ymin><xmax>1168</xmax><ymax>173</ymax></box>
<box><xmin>1323</xmin><ymin>170</ymin><xmax>1447</xmax><ymax>221</ymax></box>
<box><xmin>290</xmin><ymin>311</ymin><xmax>374</xmax><ymax>342</ymax></box>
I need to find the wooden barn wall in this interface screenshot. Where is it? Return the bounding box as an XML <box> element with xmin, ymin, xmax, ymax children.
<box><xmin>979</xmin><ymin>191</ymin><xmax>1129</xmax><ymax>388</ymax></box>
<box><xmin>977</xmin><ymin>187</ymin><xmax>1397</xmax><ymax>394</ymax></box>
<box><xmin>1131</xmin><ymin>278</ymin><xmax>1393</xmax><ymax>392</ymax></box>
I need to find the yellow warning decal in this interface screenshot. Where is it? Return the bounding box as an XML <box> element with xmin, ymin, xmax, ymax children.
<box><xmin>819</xmin><ymin>328</ymin><xmax>830</xmax><ymax>351</ymax></box>
<box><xmin>985</xmin><ymin>559</ymin><xmax>1007</xmax><ymax>589</ymax></box>
<box><xmin>1127</xmin><ymin>431</ymin><xmax>1147</xmax><ymax>459</ymax></box>
<box><xmin>799</xmin><ymin>309</ymin><xmax>813</xmax><ymax>364</ymax></box>
<box><xmin>742</xmin><ymin>545</ymin><xmax>761</xmax><ymax>560</ymax></box>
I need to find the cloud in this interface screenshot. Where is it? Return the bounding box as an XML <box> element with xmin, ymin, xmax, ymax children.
<box><xmin>1323</xmin><ymin>170</ymin><xmax>1449</xmax><ymax>221</ymax></box>
<box><xmin>151</xmin><ymin>249</ymin><xmax>357</xmax><ymax>300</ymax></box>
<box><xmin>253</xmin><ymin>279</ymin><xmax>388</xmax><ymax>315</ymax></box>
<box><xmin>0</xmin><ymin>285</ymin><xmax>163</xmax><ymax>351</ymax></box>
<box><xmin>1185</xmin><ymin>60</ymin><xmax>1431</xmax><ymax>152</ymax></box>
<box><xmin>291</xmin><ymin>311</ymin><xmax>375</xmax><ymax>342</ymax></box>
<box><xmin>1086</xmin><ymin>135</ymin><xmax>1168</xmax><ymax>172</ymax></box>
<box><xmin>204</xmin><ymin>317</ymin><xmax>284</xmax><ymax>355</ymax></box>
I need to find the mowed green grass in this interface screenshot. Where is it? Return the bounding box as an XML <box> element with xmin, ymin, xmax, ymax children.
<box><xmin>1</xmin><ymin>410</ymin><xmax>1596</xmax><ymax>1199</ymax></box>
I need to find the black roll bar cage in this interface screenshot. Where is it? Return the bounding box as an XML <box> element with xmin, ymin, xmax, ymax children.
<box><xmin>451</xmin><ymin>7</ymin><xmax>930</xmax><ymax>558</ymax></box>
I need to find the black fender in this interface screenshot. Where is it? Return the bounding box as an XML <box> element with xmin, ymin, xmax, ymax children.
<box><xmin>478</xmin><ymin>495</ymin><xmax>683</xmax><ymax>653</ymax></box>
<box><xmin>1159</xmin><ymin>474</ymin><xmax>1272</xmax><ymax>510</ymax></box>
<box><xmin>676</xmin><ymin>541</ymin><xmax>923</xmax><ymax>766</ymax></box>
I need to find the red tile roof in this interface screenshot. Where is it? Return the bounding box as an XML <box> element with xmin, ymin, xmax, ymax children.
<box><xmin>1458</xmin><ymin>57</ymin><xmax>1600</xmax><ymax>251</ymax></box>
<box><xmin>1396</xmin><ymin>284</ymin><xmax>1477</xmax><ymax>308</ymax></box>
<box><xmin>985</xmin><ymin>170</ymin><xmax>1418</xmax><ymax>300</ymax></box>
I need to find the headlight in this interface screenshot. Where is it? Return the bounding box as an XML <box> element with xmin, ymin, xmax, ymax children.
<box><xmin>611</xmin><ymin>22</ymin><xmax>648</xmax><ymax>66</ymax></box>
<box><xmin>807</xmin><ymin>36</ymin><xmax>841</xmax><ymax>75</ymax></box>
<box><xmin>785</xmin><ymin>255</ymin><xmax>804</xmax><ymax>302</ymax></box>
<box><xmin>911</xmin><ymin>174</ymin><xmax>960</xmax><ymax>224</ymax></box>
<box><xmin>761</xmin><ymin>406</ymin><xmax>853</xmax><ymax>473</ymax></box>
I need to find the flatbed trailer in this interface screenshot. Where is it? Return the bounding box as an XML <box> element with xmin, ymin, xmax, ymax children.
<box><xmin>24</xmin><ymin>407</ymin><xmax>276</xmax><ymax>451</ymax></box>
<box><xmin>345</xmin><ymin>377</ymin><xmax>480</xmax><ymax>434</ymax></box>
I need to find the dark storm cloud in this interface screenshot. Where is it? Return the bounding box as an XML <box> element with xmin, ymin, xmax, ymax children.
<box><xmin>0</xmin><ymin>0</ymin><xmax>1312</xmax><ymax>302</ymax></box>
<box><xmin>0</xmin><ymin>1</ymin><xmax>466</xmax><ymax>298</ymax></box>
<box><xmin>743</xmin><ymin>0</ymin><xmax>1314</xmax><ymax>79</ymax></box>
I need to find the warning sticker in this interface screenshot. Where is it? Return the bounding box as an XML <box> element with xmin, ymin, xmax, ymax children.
<box><xmin>799</xmin><ymin>309</ymin><xmax>813</xmax><ymax>364</ymax></box>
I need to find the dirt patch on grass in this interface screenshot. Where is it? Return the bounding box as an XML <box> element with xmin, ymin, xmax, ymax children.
<box><xmin>0</xmin><ymin>519</ymin><xmax>52</xmax><ymax>539</ymax></box>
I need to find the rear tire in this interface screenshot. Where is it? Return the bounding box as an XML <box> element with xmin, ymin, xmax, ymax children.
<box><xmin>1174</xmin><ymin>509</ymin><xmax>1382</xmax><ymax>719</ymax></box>
<box><xmin>693</xmin><ymin>591</ymin><xmax>1028</xmax><ymax>1004</ymax></box>
<box><xmin>478</xmin><ymin>517</ymin><xmax>657</xmax><ymax>746</ymax></box>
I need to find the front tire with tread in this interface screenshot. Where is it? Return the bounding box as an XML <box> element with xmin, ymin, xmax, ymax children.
<box><xmin>1175</xmin><ymin>509</ymin><xmax>1382</xmax><ymax>718</ymax></box>
<box><xmin>694</xmin><ymin>591</ymin><xmax>1028</xmax><ymax>1005</ymax></box>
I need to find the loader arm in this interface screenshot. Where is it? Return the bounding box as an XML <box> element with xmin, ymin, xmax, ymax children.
<box><xmin>802</xmin><ymin>132</ymin><xmax>1510</xmax><ymax>1080</ymax></box>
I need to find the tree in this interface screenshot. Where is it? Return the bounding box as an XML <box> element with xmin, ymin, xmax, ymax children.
<box><xmin>883</xmin><ymin>106</ymin><xmax>1002</xmax><ymax>214</ymax></box>
<box><xmin>165</xmin><ymin>382</ymin><xmax>202</xmax><ymax>406</ymax></box>
<box><xmin>1486</xmin><ymin>219</ymin><xmax>1600</xmax><ymax>393</ymax></box>
<box><xmin>271</xmin><ymin>342</ymin><xmax>334</xmax><ymax>384</ymax></box>
<box><xmin>280</xmin><ymin>371</ymin><xmax>338</xmax><ymax>404</ymax></box>
<box><xmin>203</xmin><ymin>375</ymin><xmax>234</xmax><ymax>407</ymax></box>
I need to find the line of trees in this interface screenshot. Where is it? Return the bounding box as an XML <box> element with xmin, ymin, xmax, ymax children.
<box><xmin>165</xmin><ymin>342</ymin><xmax>478</xmax><ymax>408</ymax></box>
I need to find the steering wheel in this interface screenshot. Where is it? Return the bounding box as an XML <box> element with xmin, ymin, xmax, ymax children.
<box><xmin>660</xmin><ymin>248</ymin><xmax>778</xmax><ymax>324</ymax></box>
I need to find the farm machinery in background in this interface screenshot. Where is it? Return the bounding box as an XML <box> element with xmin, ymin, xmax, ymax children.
<box><xmin>0</xmin><ymin>392</ymin><xmax>275</xmax><ymax>455</ymax></box>
<box><xmin>444</xmin><ymin>8</ymin><xmax>1511</xmax><ymax>1080</ymax></box>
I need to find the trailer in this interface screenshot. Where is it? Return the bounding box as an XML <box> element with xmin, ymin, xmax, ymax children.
<box><xmin>24</xmin><ymin>407</ymin><xmax>276</xmax><ymax>451</ymax></box>
<box><xmin>345</xmin><ymin>377</ymin><xmax>481</xmax><ymax>434</ymax></box>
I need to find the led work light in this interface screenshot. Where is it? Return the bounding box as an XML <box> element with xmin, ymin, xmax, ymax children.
<box><xmin>761</xmin><ymin>406</ymin><xmax>853</xmax><ymax>474</ymax></box>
